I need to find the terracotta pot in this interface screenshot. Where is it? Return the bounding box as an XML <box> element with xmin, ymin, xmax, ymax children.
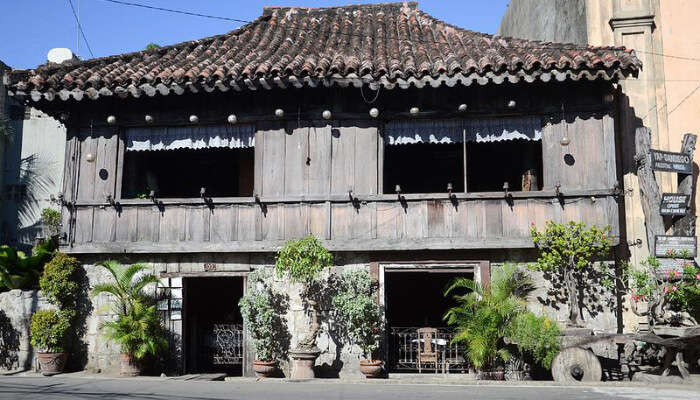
<box><xmin>289</xmin><ymin>348</ymin><xmax>321</xmax><ymax>380</ymax></box>
<box><xmin>119</xmin><ymin>354</ymin><xmax>141</xmax><ymax>377</ymax></box>
<box><xmin>252</xmin><ymin>360</ymin><xmax>278</xmax><ymax>378</ymax></box>
<box><xmin>37</xmin><ymin>352</ymin><xmax>67</xmax><ymax>376</ymax></box>
<box><xmin>359</xmin><ymin>360</ymin><xmax>383</xmax><ymax>378</ymax></box>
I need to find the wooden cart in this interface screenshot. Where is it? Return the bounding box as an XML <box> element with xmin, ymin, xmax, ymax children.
<box><xmin>552</xmin><ymin>326</ymin><xmax>700</xmax><ymax>383</ymax></box>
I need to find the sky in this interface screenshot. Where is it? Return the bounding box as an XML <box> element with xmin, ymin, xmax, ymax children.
<box><xmin>0</xmin><ymin>0</ymin><xmax>510</xmax><ymax>70</ymax></box>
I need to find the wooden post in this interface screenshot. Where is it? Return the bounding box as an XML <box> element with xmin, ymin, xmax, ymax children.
<box><xmin>673</xmin><ymin>133</ymin><xmax>697</xmax><ymax>236</ymax></box>
<box><xmin>635</xmin><ymin>127</ymin><xmax>665</xmax><ymax>252</ymax></box>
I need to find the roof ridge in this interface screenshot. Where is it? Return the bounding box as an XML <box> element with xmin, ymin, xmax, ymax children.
<box><xmin>262</xmin><ymin>2</ymin><xmax>417</xmax><ymax>15</ymax></box>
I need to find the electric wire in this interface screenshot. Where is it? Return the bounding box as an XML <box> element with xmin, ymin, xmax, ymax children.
<box><xmin>66</xmin><ymin>0</ymin><xmax>95</xmax><ymax>57</ymax></box>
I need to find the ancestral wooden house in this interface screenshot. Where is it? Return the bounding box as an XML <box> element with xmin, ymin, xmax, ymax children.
<box><xmin>8</xmin><ymin>2</ymin><xmax>640</xmax><ymax>377</ymax></box>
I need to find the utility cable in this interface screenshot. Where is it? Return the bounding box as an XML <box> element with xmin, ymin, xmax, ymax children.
<box><xmin>66</xmin><ymin>0</ymin><xmax>95</xmax><ymax>57</ymax></box>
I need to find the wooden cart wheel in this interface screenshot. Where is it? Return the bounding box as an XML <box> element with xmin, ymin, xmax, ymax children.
<box><xmin>552</xmin><ymin>347</ymin><xmax>602</xmax><ymax>383</ymax></box>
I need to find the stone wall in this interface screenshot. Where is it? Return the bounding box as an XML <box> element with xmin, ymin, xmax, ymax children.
<box><xmin>498</xmin><ymin>0</ymin><xmax>588</xmax><ymax>44</ymax></box>
<box><xmin>0</xmin><ymin>289</ymin><xmax>51</xmax><ymax>372</ymax></box>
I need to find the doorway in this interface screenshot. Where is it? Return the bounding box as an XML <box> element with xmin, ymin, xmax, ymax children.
<box><xmin>183</xmin><ymin>277</ymin><xmax>244</xmax><ymax>375</ymax></box>
<box><xmin>382</xmin><ymin>263</ymin><xmax>483</xmax><ymax>373</ymax></box>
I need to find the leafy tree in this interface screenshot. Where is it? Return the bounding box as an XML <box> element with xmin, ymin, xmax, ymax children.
<box><xmin>145</xmin><ymin>43</ymin><xmax>161</xmax><ymax>50</ymax></box>
<box><xmin>530</xmin><ymin>221</ymin><xmax>611</xmax><ymax>327</ymax></box>
<box><xmin>332</xmin><ymin>270</ymin><xmax>383</xmax><ymax>360</ymax></box>
<box><xmin>275</xmin><ymin>236</ymin><xmax>332</xmax><ymax>349</ymax></box>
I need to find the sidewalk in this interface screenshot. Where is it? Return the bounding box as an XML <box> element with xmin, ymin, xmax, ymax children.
<box><xmin>9</xmin><ymin>369</ymin><xmax>698</xmax><ymax>392</ymax></box>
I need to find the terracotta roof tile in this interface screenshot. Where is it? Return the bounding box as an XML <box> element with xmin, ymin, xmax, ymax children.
<box><xmin>10</xmin><ymin>2</ymin><xmax>641</xmax><ymax>101</ymax></box>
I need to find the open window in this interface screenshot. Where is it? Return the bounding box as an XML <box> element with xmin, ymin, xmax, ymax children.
<box><xmin>383</xmin><ymin>117</ymin><xmax>542</xmax><ymax>194</ymax></box>
<box><xmin>121</xmin><ymin>125</ymin><xmax>255</xmax><ymax>198</ymax></box>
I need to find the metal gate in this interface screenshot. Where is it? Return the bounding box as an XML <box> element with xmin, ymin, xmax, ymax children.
<box><xmin>204</xmin><ymin>324</ymin><xmax>243</xmax><ymax>366</ymax></box>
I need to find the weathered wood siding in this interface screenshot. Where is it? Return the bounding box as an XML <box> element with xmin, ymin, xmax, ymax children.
<box><xmin>62</xmin><ymin>112</ymin><xmax>620</xmax><ymax>253</ymax></box>
<box><xmin>65</xmin><ymin>195</ymin><xmax>619</xmax><ymax>253</ymax></box>
<box><xmin>542</xmin><ymin>113</ymin><xmax>616</xmax><ymax>191</ymax></box>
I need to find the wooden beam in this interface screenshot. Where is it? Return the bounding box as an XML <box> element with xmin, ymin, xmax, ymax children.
<box><xmin>60</xmin><ymin>236</ymin><xmax>620</xmax><ymax>254</ymax></box>
<box><xmin>635</xmin><ymin>127</ymin><xmax>666</xmax><ymax>251</ymax></box>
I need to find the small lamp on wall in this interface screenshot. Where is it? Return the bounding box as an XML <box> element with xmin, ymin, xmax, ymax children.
<box><xmin>106</xmin><ymin>115</ymin><xmax>117</xmax><ymax>125</ymax></box>
<box><xmin>369</xmin><ymin>108</ymin><xmax>380</xmax><ymax>118</ymax></box>
<box><xmin>85</xmin><ymin>153</ymin><xmax>96</xmax><ymax>163</ymax></box>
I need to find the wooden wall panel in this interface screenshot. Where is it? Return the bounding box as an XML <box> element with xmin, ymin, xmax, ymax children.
<box><xmin>376</xmin><ymin>203</ymin><xmax>404</xmax><ymax>239</ymax></box>
<box><xmin>354</xmin><ymin>126</ymin><xmax>378</xmax><ymax>195</ymax></box>
<box><xmin>308</xmin><ymin>125</ymin><xmax>332</xmax><ymax>195</ymax></box>
<box><xmin>284</xmin><ymin>204</ymin><xmax>308</xmax><ymax>239</ymax></box>
<box><xmin>404</xmin><ymin>201</ymin><xmax>427</xmax><ymax>239</ymax></box>
<box><xmin>137</xmin><ymin>206</ymin><xmax>160</xmax><ymax>242</ymax></box>
<box><xmin>308</xmin><ymin>202</ymin><xmax>330</xmax><ymax>239</ymax></box>
<box><xmin>330</xmin><ymin>126</ymin><xmax>356</xmax><ymax>194</ymax></box>
<box><xmin>186</xmin><ymin>207</ymin><xmax>210</xmax><ymax>242</ymax></box>
<box><xmin>210</xmin><ymin>206</ymin><xmax>236</xmax><ymax>242</ymax></box>
<box><xmin>483</xmin><ymin>200</ymin><xmax>503</xmax><ymax>237</ymax></box>
<box><xmin>427</xmin><ymin>200</ymin><xmax>447</xmax><ymax>238</ymax></box>
<box><xmin>502</xmin><ymin>200</ymin><xmax>530</xmax><ymax>238</ymax></box>
<box><xmin>76</xmin><ymin>128</ymin><xmax>119</xmax><ymax>201</ymax></box>
<box><xmin>284</xmin><ymin>125</ymin><xmax>307</xmax><ymax>196</ymax></box>
<box><xmin>92</xmin><ymin>208</ymin><xmax>116</xmax><ymax>243</ymax></box>
<box><xmin>465</xmin><ymin>200</ymin><xmax>485</xmax><ymax>239</ymax></box>
<box><xmin>159</xmin><ymin>207</ymin><xmax>186</xmax><ymax>242</ymax></box>
<box><xmin>237</xmin><ymin>205</ymin><xmax>257</xmax><ymax>241</ymax></box>
<box><xmin>261</xmin><ymin>125</ymin><xmax>286</xmax><ymax>196</ymax></box>
<box><xmin>74</xmin><ymin>208</ymin><xmax>94</xmax><ymax>243</ymax></box>
<box><xmin>542</xmin><ymin>114</ymin><xmax>610</xmax><ymax>192</ymax></box>
<box><xmin>261</xmin><ymin>204</ymin><xmax>284</xmax><ymax>240</ymax></box>
<box><xmin>115</xmin><ymin>207</ymin><xmax>138</xmax><ymax>242</ymax></box>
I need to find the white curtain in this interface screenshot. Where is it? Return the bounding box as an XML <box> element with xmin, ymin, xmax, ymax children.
<box><xmin>125</xmin><ymin>124</ymin><xmax>255</xmax><ymax>151</ymax></box>
<box><xmin>384</xmin><ymin>117</ymin><xmax>542</xmax><ymax>145</ymax></box>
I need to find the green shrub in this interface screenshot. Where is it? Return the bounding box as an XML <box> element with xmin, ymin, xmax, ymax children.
<box><xmin>238</xmin><ymin>270</ymin><xmax>290</xmax><ymax>361</ymax></box>
<box><xmin>39</xmin><ymin>253</ymin><xmax>80</xmax><ymax>308</ymax></box>
<box><xmin>0</xmin><ymin>240</ymin><xmax>56</xmax><ymax>292</ymax></box>
<box><xmin>41</xmin><ymin>208</ymin><xmax>61</xmax><ymax>236</ymax></box>
<box><xmin>332</xmin><ymin>270</ymin><xmax>383</xmax><ymax>360</ymax></box>
<box><xmin>506</xmin><ymin>312</ymin><xmax>560</xmax><ymax>369</ymax></box>
<box><xmin>30</xmin><ymin>309</ymin><xmax>71</xmax><ymax>353</ymax></box>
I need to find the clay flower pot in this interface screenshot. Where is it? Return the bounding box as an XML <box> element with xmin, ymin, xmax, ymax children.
<box><xmin>252</xmin><ymin>360</ymin><xmax>278</xmax><ymax>378</ymax></box>
<box><xmin>359</xmin><ymin>360</ymin><xmax>384</xmax><ymax>378</ymax></box>
<box><xmin>119</xmin><ymin>354</ymin><xmax>142</xmax><ymax>377</ymax></box>
<box><xmin>37</xmin><ymin>352</ymin><xmax>68</xmax><ymax>376</ymax></box>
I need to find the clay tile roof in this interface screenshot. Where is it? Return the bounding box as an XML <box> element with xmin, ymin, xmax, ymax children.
<box><xmin>9</xmin><ymin>2</ymin><xmax>641</xmax><ymax>102</ymax></box>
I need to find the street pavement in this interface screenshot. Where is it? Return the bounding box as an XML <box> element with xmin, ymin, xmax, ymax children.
<box><xmin>0</xmin><ymin>376</ymin><xmax>698</xmax><ymax>400</ymax></box>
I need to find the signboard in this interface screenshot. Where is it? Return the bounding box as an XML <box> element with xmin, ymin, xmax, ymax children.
<box><xmin>655</xmin><ymin>258</ymin><xmax>692</xmax><ymax>279</ymax></box>
<box><xmin>654</xmin><ymin>235</ymin><xmax>697</xmax><ymax>258</ymax></box>
<box><xmin>650</xmin><ymin>150</ymin><xmax>692</xmax><ymax>174</ymax></box>
<box><xmin>659</xmin><ymin>193</ymin><xmax>690</xmax><ymax>216</ymax></box>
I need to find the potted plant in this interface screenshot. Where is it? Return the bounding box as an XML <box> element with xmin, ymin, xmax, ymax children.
<box><xmin>30</xmin><ymin>309</ymin><xmax>71</xmax><ymax>375</ymax></box>
<box><xmin>444</xmin><ymin>264</ymin><xmax>532</xmax><ymax>380</ymax></box>
<box><xmin>239</xmin><ymin>270</ymin><xmax>290</xmax><ymax>378</ymax></box>
<box><xmin>275</xmin><ymin>236</ymin><xmax>332</xmax><ymax>380</ymax></box>
<box><xmin>332</xmin><ymin>270</ymin><xmax>384</xmax><ymax>378</ymax></box>
<box><xmin>30</xmin><ymin>252</ymin><xmax>80</xmax><ymax>375</ymax></box>
<box><xmin>91</xmin><ymin>261</ymin><xmax>167</xmax><ymax>376</ymax></box>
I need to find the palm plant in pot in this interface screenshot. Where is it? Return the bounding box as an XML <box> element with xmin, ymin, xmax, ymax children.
<box><xmin>332</xmin><ymin>270</ymin><xmax>384</xmax><ymax>378</ymax></box>
<box><xmin>239</xmin><ymin>269</ymin><xmax>290</xmax><ymax>378</ymax></box>
<box><xmin>30</xmin><ymin>252</ymin><xmax>80</xmax><ymax>375</ymax></box>
<box><xmin>443</xmin><ymin>264</ymin><xmax>533</xmax><ymax>380</ymax></box>
<box><xmin>91</xmin><ymin>261</ymin><xmax>167</xmax><ymax>376</ymax></box>
<box><xmin>275</xmin><ymin>236</ymin><xmax>332</xmax><ymax>380</ymax></box>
